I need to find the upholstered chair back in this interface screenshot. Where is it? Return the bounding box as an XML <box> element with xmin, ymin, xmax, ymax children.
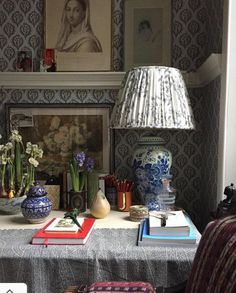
<box><xmin>185</xmin><ymin>215</ymin><xmax>236</xmax><ymax>293</ymax></box>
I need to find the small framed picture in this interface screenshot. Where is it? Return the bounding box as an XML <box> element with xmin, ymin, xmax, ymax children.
<box><xmin>40</xmin><ymin>48</ymin><xmax>56</xmax><ymax>72</ymax></box>
<box><xmin>124</xmin><ymin>0</ymin><xmax>171</xmax><ymax>70</ymax></box>
<box><xmin>16</xmin><ymin>50</ymin><xmax>33</xmax><ymax>72</ymax></box>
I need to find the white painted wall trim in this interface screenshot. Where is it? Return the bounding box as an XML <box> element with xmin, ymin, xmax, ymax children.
<box><xmin>217</xmin><ymin>0</ymin><xmax>236</xmax><ymax>199</ymax></box>
<box><xmin>0</xmin><ymin>54</ymin><xmax>221</xmax><ymax>89</ymax></box>
<box><xmin>217</xmin><ymin>0</ymin><xmax>229</xmax><ymax>200</ymax></box>
<box><xmin>0</xmin><ymin>71</ymin><xmax>125</xmax><ymax>89</ymax></box>
<box><xmin>183</xmin><ymin>54</ymin><xmax>222</xmax><ymax>87</ymax></box>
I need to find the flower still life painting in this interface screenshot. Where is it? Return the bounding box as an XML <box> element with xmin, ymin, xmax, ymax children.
<box><xmin>6</xmin><ymin>105</ymin><xmax>111</xmax><ymax>177</ymax></box>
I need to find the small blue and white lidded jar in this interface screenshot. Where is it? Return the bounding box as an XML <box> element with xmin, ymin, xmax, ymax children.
<box><xmin>21</xmin><ymin>182</ymin><xmax>52</xmax><ymax>223</ymax></box>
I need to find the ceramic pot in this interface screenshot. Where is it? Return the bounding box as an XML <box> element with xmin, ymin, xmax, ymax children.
<box><xmin>0</xmin><ymin>195</ymin><xmax>26</xmax><ymax>215</ymax></box>
<box><xmin>69</xmin><ymin>190</ymin><xmax>87</xmax><ymax>212</ymax></box>
<box><xmin>117</xmin><ymin>191</ymin><xmax>132</xmax><ymax>212</ymax></box>
<box><xmin>132</xmin><ymin>136</ymin><xmax>172</xmax><ymax>209</ymax></box>
<box><xmin>21</xmin><ymin>182</ymin><xmax>52</xmax><ymax>223</ymax></box>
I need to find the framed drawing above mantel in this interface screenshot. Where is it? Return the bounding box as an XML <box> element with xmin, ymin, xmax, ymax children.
<box><xmin>124</xmin><ymin>0</ymin><xmax>171</xmax><ymax>71</ymax></box>
<box><xmin>44</xmin><ymin>0</ymin><xmax>112</xmax><ymax>71</ymax></box>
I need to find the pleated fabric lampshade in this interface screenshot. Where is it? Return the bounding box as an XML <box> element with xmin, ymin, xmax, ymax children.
<box><xmin>110</xmin><ymin>66</ymin><xmax>195</xmax><ymax>130</ymax></box>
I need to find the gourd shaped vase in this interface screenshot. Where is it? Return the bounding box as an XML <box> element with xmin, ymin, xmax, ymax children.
<box><xmin>21</xmin><ymin>182</ymin><xmax>52</xmax><ymax>223</ymax></box>
<box><xmin>90</xmin><ymin>189</ymin><xmax>110</xmax><ymax>219</ymax></box>
<box><xmin>132</xmin><ymin>136</ymin><xmax>172</xmax><ymax>208</ymax></box>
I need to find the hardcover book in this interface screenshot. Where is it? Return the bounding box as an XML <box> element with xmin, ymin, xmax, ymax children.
<box><xmin>149</xmin><ymin>210</ymin><xmax>190</xmax><ymax>236</ymax></box>
<box><xmin>32</xmin><ymin>217</ymin><xmax>95</xmax><ymax>246</ymax></box>
<box><xmin>44</xmin><ymin>217</ymin><xmax>84</xmax><ymax>233</ymax></box>
<box><xmin>138</xmin><ymin>218</ymin><xmax>197</xmax><ymax>247</ymax></box>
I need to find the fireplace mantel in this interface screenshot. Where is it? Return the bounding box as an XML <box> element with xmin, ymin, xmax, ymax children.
<box><xmin>0</xmin><ymin>54</ymin><xmax>221</xmax><ymax>90</ymax></box>
<box><xmin>0</xmin><ymin>71</ymin><xmax>125</xmax><ymax>89</ymax></box>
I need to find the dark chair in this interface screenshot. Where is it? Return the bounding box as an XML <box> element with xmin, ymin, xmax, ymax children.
<box><xmin>65</xmin><ymin>215</ymin><xmax>236</xmax><ymax>293</ymax></box>
<box><xmin>185</xmin><ymin>215</ymin><xmax>236</xmax><ymax>293</ymax></box>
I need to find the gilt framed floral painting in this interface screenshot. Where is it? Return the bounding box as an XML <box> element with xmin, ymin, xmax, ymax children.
<box><xmin>124</xmin><ymin>0</ymin><xmax>171</xmax><ymax>70</ymax></box>
<box><xmin>44</xmin><ymin>0</ymin><xmax>112</xmax><ymax>71</ymax></box>
<box><xmin>6</xmin><ymin>104</ymin><xmax>112</xmax><ymax>176</ymax></box>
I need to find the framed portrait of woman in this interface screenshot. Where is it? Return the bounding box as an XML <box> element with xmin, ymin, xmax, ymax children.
<box><xmin>44</xmin><ymin>0</ymin><xmax>112</xmax><ymax>71</ymax></box>
<box><xmin>124</xmin><ymin>0</ymin><xmax>171</xmax><ymax>71</ymax></box>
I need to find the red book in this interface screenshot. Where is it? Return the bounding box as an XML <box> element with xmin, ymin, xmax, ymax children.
<box><xmin>31</xmin><ymin>217</ymin><xmax>96</xmax><ymax>246</ymax></box>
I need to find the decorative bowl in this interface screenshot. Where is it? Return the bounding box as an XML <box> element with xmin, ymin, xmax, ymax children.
<box><xmin>0</xmin><ymin>196</ymin><xmax>27</xmax><ymax>215</ymax></box>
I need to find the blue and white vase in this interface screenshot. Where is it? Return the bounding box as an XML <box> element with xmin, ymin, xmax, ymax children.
<box><xmin>132</xmin><ymin>136</ymin><xmax>172</xmax><ymax>210</ymax></box>
<box><xmin>21</xmin><ymin>182</ymin><xmax>52</xmax><ymax>223</ymax></box>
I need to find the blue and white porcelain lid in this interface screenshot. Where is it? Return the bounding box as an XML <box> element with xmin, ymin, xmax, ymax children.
<box><xmin>27</xmin><ymin>182</ymin><xmax>47</xmax><ymax>197</ymax></box>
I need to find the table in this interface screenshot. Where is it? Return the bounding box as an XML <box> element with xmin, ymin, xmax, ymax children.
<box><xmin>0</xmin><ymin>211</ymin><xmax>200</xmax><ymax>293</ymax></box>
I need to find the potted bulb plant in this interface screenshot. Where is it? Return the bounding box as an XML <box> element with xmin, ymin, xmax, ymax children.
<box><xmin>0</xmin><ymin>130</ymin><xmax>43</xmax><ymax>214</ymax></box>
<box><xmin>69</xmin><ymin>151</ymin><xmax>95</xmax><ymax>212</ymax></box>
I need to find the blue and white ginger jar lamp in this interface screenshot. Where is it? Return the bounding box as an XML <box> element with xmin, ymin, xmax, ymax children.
<box><xmin>110</xmin><ymin>66</ymin><xmax>195</xmax><ymax>209</ymax></box>
<box><xmin>21</xmin><ymin>182</ymin><xmax>52</xmax><ymax>223</ymax></box>
<box><xmin>133</xmin><ymin>136</ymin><xmax>172</xmax><ymax>209</ymax></box>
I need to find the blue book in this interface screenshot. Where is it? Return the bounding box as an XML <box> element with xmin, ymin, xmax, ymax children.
<box><xmin>138</xmin><ymin>217</ymin><xmax>197</xmax><ymax>247</ymax></box>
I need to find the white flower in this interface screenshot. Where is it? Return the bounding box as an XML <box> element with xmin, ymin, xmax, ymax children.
<box><xmin>0</xmin><ymin>154</ymin><xmax>7</xmax><ymax>165</ymax></box>
<box><xmin>9</xmin><ymin>129</ymin><xmax>22</xmax><ymax>143</ymax></box>
<box><xmin>5</xmin><ymin>142</ymin><xmax>13</xmax><ymax>150</ymax></box>
<box><xmin>28</xmin><ymin>157</ymin><xmax>39</xmax><ymax>167</ymax></box>
<box><xmin>26</xmin><ymin>142</ymin><xmax>32</xmax><ymax>154</ymax></box>
<box><xmin>37</xmin><ymin>149</ymin><xmax>43</xmax><ymax>158</ymax></box>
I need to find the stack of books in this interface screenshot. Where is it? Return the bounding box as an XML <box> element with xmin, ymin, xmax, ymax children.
<box><xmin>31</xmin><ymin>217</ymin><xmax>96</xmax><ymax>246</ymax></box>
<box><xmin>138</xmin><ymin>210</ymin><xmax>197</xmax><ymax>247</ymax></box>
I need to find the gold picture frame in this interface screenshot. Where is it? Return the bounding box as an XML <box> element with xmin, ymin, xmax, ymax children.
<box><xmin>6</xmin><ymin>104</ymin><xmax>112</xmax><ymax>176</ymax></box>
<box><xmin>44</xmin><ymin>0</ymin><xmax>112</xmax><ymax>71</ymax></box>
<box><xmin>124</xmin><ymin>0</ymin><xmax>171</xmax><ymax>71</ymax></box>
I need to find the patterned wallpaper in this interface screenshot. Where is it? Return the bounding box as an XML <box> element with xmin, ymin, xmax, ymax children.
<box><xmin>201</xmin><ymin>77</ymin><xmax>221</xmax><ymax>226</ymax></box>
<box><xmin>0</xmin><ymin>0</ymin><xmax>223</xmax><ymax>230</ymax></box>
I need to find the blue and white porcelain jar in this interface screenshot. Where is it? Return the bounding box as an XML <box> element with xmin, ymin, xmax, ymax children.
<box><xmin>21</xmin><ymin>182</ymin><xmax>52</xmax><ymax>223</ymax></box>
<box><xmin>133</xmin><ymin>136</ymin><xmax>172</xmax><ymax>210</ymax></box>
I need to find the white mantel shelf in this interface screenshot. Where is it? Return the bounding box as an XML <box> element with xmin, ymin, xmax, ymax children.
<box><xmin>0</xmin><ymin>54</ymin><xmax>221</xmax><ymax>90</ymax></box>
<box><xmin>0</xmin><ymin>71</ymin><xmax>125</xmax><ymax>89</ymax></box>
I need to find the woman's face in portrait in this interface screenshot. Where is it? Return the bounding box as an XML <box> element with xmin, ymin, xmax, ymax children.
<box><xmin>65</xmin><ymin>0</ymin><xmax>85</xmax><ymax>28</ymax></box>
